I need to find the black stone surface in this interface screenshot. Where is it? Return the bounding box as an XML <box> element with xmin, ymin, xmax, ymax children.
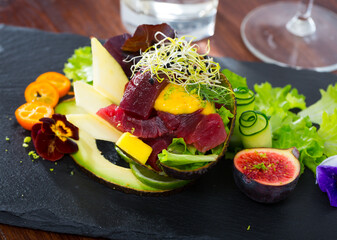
<box><xmin>0</xmin><ymin>24</ymin><xmax>337</xmax><ymax>240</ymax></box>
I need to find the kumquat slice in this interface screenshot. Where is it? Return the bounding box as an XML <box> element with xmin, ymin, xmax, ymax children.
<box><xmin>36</xmin><ymin>72</ymin><xmax>71</xmax><ymax>98</ymax></box>
<box><xmin>15</xmin><ymin>102</ymin><xmax>54</xmax><ymax>130</ymax></box>
<box><xmin>24</xmin><ymin>81</ymin><xmax>59</xmax><ymax>107</ymax></box>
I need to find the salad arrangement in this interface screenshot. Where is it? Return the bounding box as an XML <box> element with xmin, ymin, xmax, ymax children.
<box><xmin>14</xmin><ymin>24</ymin><xmax>337</xmax><ymax>204</ymax></box>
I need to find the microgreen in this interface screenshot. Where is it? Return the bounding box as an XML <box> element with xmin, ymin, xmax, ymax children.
<box><xmin>253</xmin><ymin>163</ymin><xmax>268</xmax><ymax>171</ymax></box>
<box><xmin>128</xmin><ymin>32</ymin><xmax>232</xmax><ymax>105</ymax></box>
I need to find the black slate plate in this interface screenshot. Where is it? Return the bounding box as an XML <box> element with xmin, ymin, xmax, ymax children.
<box><xmin>0</xmin><ymin>24</ymin><xmax>337</xmax><ymax>240</ymax></box>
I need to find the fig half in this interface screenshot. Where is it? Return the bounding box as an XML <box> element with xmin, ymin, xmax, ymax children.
<box><xmin>233</xmin><ymin>147</ymin><xmax>301</xmax><ymax>203</ymax></box>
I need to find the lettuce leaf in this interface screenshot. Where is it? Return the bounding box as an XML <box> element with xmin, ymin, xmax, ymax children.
<box><xmin>272</xmin><ymin>116</ymin><xmax>325</xmax><ymax>174</ymax></box>
<box><xmin>299</xmin><ymin>83</ymin><xmax>337</xmax><ymax>124</ymax></box>
<box><xmin>63</xmin><ymin>46</ymin><xmax>93</xmax><ymax>84</ymax></box>
<box><xmin>216</xmin><ymin>106</ymin><xmax>234</xmax><ymax>132</ymax></box>
<box><xmin>254</xmin><ymin>82</ymin><xmax>306</xmax><ymax>132</ymax></box>
<box><xmin>159</xmin><ymin>138</ymin><xmax>219</xmax><ymax>169</ymax></box>
<box><xmin>318</xmin><ymin>110</ymin><xmax>337</xmax><ymax>157</ymax></box>
<box><xmin>221</xmin><ymin>69</ymin><xmax>247</xmax><ymax>89</ymax></box>
<box><xmin>158</xmin><ymin>150</ymin><xmax>217</xmax><ymax>166</ymax></box>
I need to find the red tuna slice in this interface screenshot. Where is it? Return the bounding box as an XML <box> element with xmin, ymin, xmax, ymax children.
<box><xmin>189</xmin><ymin>113</ymin><xmax>227</xmax><ymax>153</ymax></box>
<box><xmin>158</xmin><ymin>110</ymin><xmax>203</xmax><ymax>139</ymax></box>
<box><xmin>119</xmin><ymin>71</ymin><xmax>168</xmax><ymax>119</ymax></box>
<box><xmin>143</xmin><ymin>136</ymin><xmax>173</xmax><ymax>171</ymax></box>
<box><xmin>97</xmin><ymin>104</ymin><xmax>169</xmax><ymax>139</ymax></box>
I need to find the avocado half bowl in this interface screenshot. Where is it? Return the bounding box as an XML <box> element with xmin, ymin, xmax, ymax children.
<box><xmin>159</xmin><ymin>73</ymin><xmax>237</xmax><ymax>180</ymax></box>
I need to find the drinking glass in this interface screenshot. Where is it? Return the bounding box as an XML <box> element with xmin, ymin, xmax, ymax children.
<box><xmin>120</xmin><ymin>0</ymin><xmax>219</xmax><ymax>40</ymax></box>
<box><xmin>241</xmin><ymin>0</ymin><xmax>337</xmax><ymax>72</ymax></box>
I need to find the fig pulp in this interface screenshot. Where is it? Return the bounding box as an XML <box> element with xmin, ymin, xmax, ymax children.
<box><xmin>233</xmin><ymin>148</ymin><xmax>301</xmax><ymax>203</ymax></box>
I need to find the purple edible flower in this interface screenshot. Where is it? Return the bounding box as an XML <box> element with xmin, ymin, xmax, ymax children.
<box><xmin>31</xmin><ymin>114</ymin><xmax>79</xmax><ymax>161</ymax></box>
<box><xmin>316</xmin><ymin>156</ymin><xmax>337</xmax><ymax>207</ymax></box>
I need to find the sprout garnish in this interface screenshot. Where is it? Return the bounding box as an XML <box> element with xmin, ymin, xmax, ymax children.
<box><xmin>127</xmin><ymin>32</ymin><xmax>233</xmax><ymax>105</ymax></box>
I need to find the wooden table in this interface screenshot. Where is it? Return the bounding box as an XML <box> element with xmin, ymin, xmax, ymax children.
<box><xmin>0</xmin><ymin>0</ymin><xmax>336</xmax><ymax>239</ymax></box>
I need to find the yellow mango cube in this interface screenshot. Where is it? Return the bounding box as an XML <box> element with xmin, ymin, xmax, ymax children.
<box><xmin>116</xmin><ymin>132</ymin><xmax>152</xmax><ymax>165</ymax></box>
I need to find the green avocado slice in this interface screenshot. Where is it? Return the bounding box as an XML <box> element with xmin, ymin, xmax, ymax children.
<box><xmin>56</xmin><ymin>99</ymin><xmax>175</xmax><ymax>194</ymax></box>
<box><xmin>73</xmin><ymin>129</ymin><xmax>169</xmax><ymax>193</ymax></box>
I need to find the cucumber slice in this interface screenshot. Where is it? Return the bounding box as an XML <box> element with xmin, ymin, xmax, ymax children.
<box><xmin>239</xmin><ymin>110</ymin><xmax>272</xmax><ymax>148</ymax></box>
<box><xmin>234</xmin><ymin>87</ymin><xmax>255</xmax><ymax>106</ymax></box>
<box><xmin>231</xmin><ymin>87</ymin><xmax>255</xmax><ymax>145</ymax></box>
<box><xmin>130</xmin><ymin>163</ymin><xmax>191</xmax><ymax>190</ymax></box>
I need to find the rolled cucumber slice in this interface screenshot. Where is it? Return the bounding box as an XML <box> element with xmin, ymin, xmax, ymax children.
<box><xmin>232</xmin><ymin>87</ymin><xmax>255</xmax><ymax>145</ymax></box>
<box><xmin>239</xmin><ymin>110</ymin><xmax>272</xmax><ymax>148</ymax></box>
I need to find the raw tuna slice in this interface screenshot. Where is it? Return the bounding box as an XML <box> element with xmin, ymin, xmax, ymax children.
<box><xmin>143</xmin><ymin>136</ymin><xmax>173</xmax><ymax>171</ymax></box>
<box><xmin>119</xmin><ymin>71</ymin><xmax>168</xmax><ymax>119</ymax></box>
<box><xmin>189</xmin><ymin>114</ymin><xmax>227</xmax><ymax>152</ymax></box>
<box><xmin>97</xmin><ymin>104</ymin><xmax>169</xmax><ymax>139</ymax></box>
<box><xmin>157</xmin><ymin>110</ymin><xmax>204</xmax><ymax>138</ymax></box>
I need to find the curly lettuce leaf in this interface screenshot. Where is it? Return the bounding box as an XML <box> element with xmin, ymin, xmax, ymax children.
<box><xmin>221</xmin><ymin>69</ymin><xmax>247</xmax><ymax>89</ymax></box>
<box><xmin>63</xmin><ymin>46</ymin><xmax>93</xmax><ymax>84</ymax></box>
<box><xmin>216</xmin><ymin>106</ymin><xmax>234</xmax><ymax>132</ymax></box>
<box><xmin>160</xmin><ymin>138</ymin><xmax>220</xmax><ymax>170</ymax></box>
<box><xmin>254</xmin><ymin>82</ymin><xmax>306</xmax><ymax>132</ymax></box>
<box><xmin>299</xmin><ymin>83</ymin><xmax>337</xmax><ymax>124</ymax></box>
<box><xmin>167</xmin><ymin>138</ymin><xmax>196</xmax><ymax>155</ymax></box>
<box><xmin>272</xmin><ymin>116</ymin><xmax>325</xmax><ymax>174</ymax></box>
<box><xmin>318</xmin><ymin>110</ymin><xmax>337</xmax><ymax>157</ymax></box>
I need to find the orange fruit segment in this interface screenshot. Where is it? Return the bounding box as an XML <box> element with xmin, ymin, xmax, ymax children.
<box><xmin>15</xmin><ymin>102</ymin><xmax>54</xmax><ymax>130</ymax></box>
<box><xmin>36</xmin><ymin>72</ymin><xmax>71</xmax><ymax>98</ymax></box>
<box><xmin>24</xmin><ymin>81</ymin><xmax>59</xmax><ymax>107</ymax></box>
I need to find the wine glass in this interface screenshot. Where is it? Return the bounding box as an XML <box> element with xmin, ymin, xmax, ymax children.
<box><xmin>241</xmin><ymin>0</ymin><xmax>337</xmax><ymax>72</ymax></box>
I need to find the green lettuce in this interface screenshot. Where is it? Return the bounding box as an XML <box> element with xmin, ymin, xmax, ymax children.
<box><xmin>216</xmin><ymin>106</ymin><xmax>234</xmax><ymax>132</ymax></box>
<box><xmin>159</xmin><ymin>138</ymin><xmax>219</xmax><ymax>170</ymax></box>
<box><xmin>299</xmin><ymin>83</ymin><xmax>337</xmax><ymax>124</ymax></box>
<box><xmin>158</xmin><ymin>150</ymin><xmax>218</xmax><ymax>166</ymax></box>
<box><xmin>221</xmin><ymin>69</ymin><xmax>248</xmax><ymax>89</ymax></box>
<box><xmin>63</xmin><ymin>46</ymin><xmax>93</xmax><ymax>84</ymax></box>
<box><xmin>254</xmin><ymin>82</ymin><xmax>306</xmax><ymax>132</ymax></box>
<box><xmin>272</xmin><ymin>116</ymin><xmax>325</xmax><ymax>174</ymax></box>
<box><xmin>318</xmin><ymin>110</ymin><xmax>337</xmax><ymax>157</ymax></box>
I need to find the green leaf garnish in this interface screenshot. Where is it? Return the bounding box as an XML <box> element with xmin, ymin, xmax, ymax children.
<box><xmin>63</xmin><ymin>46</ymin><xmax>93</xmax><ymax>84</ymax></box>
<box><xmin>299</xmin><ymin>83</ymin><xmax>337</xmax><ymax>124</ymax></box>
<box><xmin>221</xmin><ymin>69</ymin><xmax>248</xmax><ymax>89</ymax></box>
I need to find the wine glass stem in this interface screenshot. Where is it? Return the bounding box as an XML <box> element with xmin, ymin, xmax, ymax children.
<box><xmin>298</xmin><ymin>0</ymin><xmax>314</xmax><ymax>20</ymax></box>
<box><xmin>286</xmin><ymin>0</ymin><xmax>316</xmax><ymax>37</ymax></box>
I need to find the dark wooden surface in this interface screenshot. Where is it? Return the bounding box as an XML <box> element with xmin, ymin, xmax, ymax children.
<box><xmin>0</xmin><ymin>0</ymin><xmax>336</xmax><ymax>239</ymax></box>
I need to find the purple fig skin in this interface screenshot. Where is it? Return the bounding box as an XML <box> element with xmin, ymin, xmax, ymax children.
<box><xmin>233</xmin><ymin>166</ymin><xmax>300</xmax><ymax>203</ymax></box>
<box><xmin>233</xmin><ymin>147</ymin><xmax>301</xmax><ymax>204</ymax></box>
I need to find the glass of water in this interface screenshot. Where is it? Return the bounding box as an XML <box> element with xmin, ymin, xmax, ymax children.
<box><xmin>120</xmin><ymin>0</ymin><xmax>219</xmax><ymax>41</ymax></box>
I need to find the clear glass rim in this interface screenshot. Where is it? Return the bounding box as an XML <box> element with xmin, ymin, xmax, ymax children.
<box><xmin>240</xmin><ymin>1</ymin><xmax>337</xmax><ymax>72</ymax></box>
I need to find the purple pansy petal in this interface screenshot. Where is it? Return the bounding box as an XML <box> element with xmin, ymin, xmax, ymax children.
<box><xmin>64</xmin><ymin>120</ymin><xmax>79</xmax><ymax>140</ymax></box>
<box><xmin>40</xmin><ymin>117</ymin><xmax>55</xmax><ymax>135</ymax></box>
<box><xmin>31</xmin><ymin>123</ymin><xmax>42</xmax><ymax>143</ymax></box>
<box><xmin>317</xmin><ymin>165</ymin><xmax>337</xmax><ymax>207</ymax></box>
<box><xmin>31</xmin><ymin>113</ymin><xmax>79</xmax><ymax>161</ymax></box>
<box><xmin>55</xmin><ymin>137</ymin><xmax>78</xmax><ymax>154</ymax></box>
<box><xmin>34</xmin><ymin>132</ymin><xmax>64</xmax><ymax>161</ymax></box>
<box><xmin>52</xmin><ymin>113</ymin><xmax>67</xmax><ymax>122</ymax></box>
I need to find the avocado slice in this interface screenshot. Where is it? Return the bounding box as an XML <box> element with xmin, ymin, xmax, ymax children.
<box><xmin>55</xmin><ymin>98</ymin><xmax>86</xmax><ymax>115</ymax></box>
<box><xmin>73</xmin><ymin>129</ymin><xmax>169</xmax><ymax>194</ymax></box>
<box><xmin>56</xmin><ymin>99</ymin><xmax>183</xmax><ymax>194</ymax></box>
